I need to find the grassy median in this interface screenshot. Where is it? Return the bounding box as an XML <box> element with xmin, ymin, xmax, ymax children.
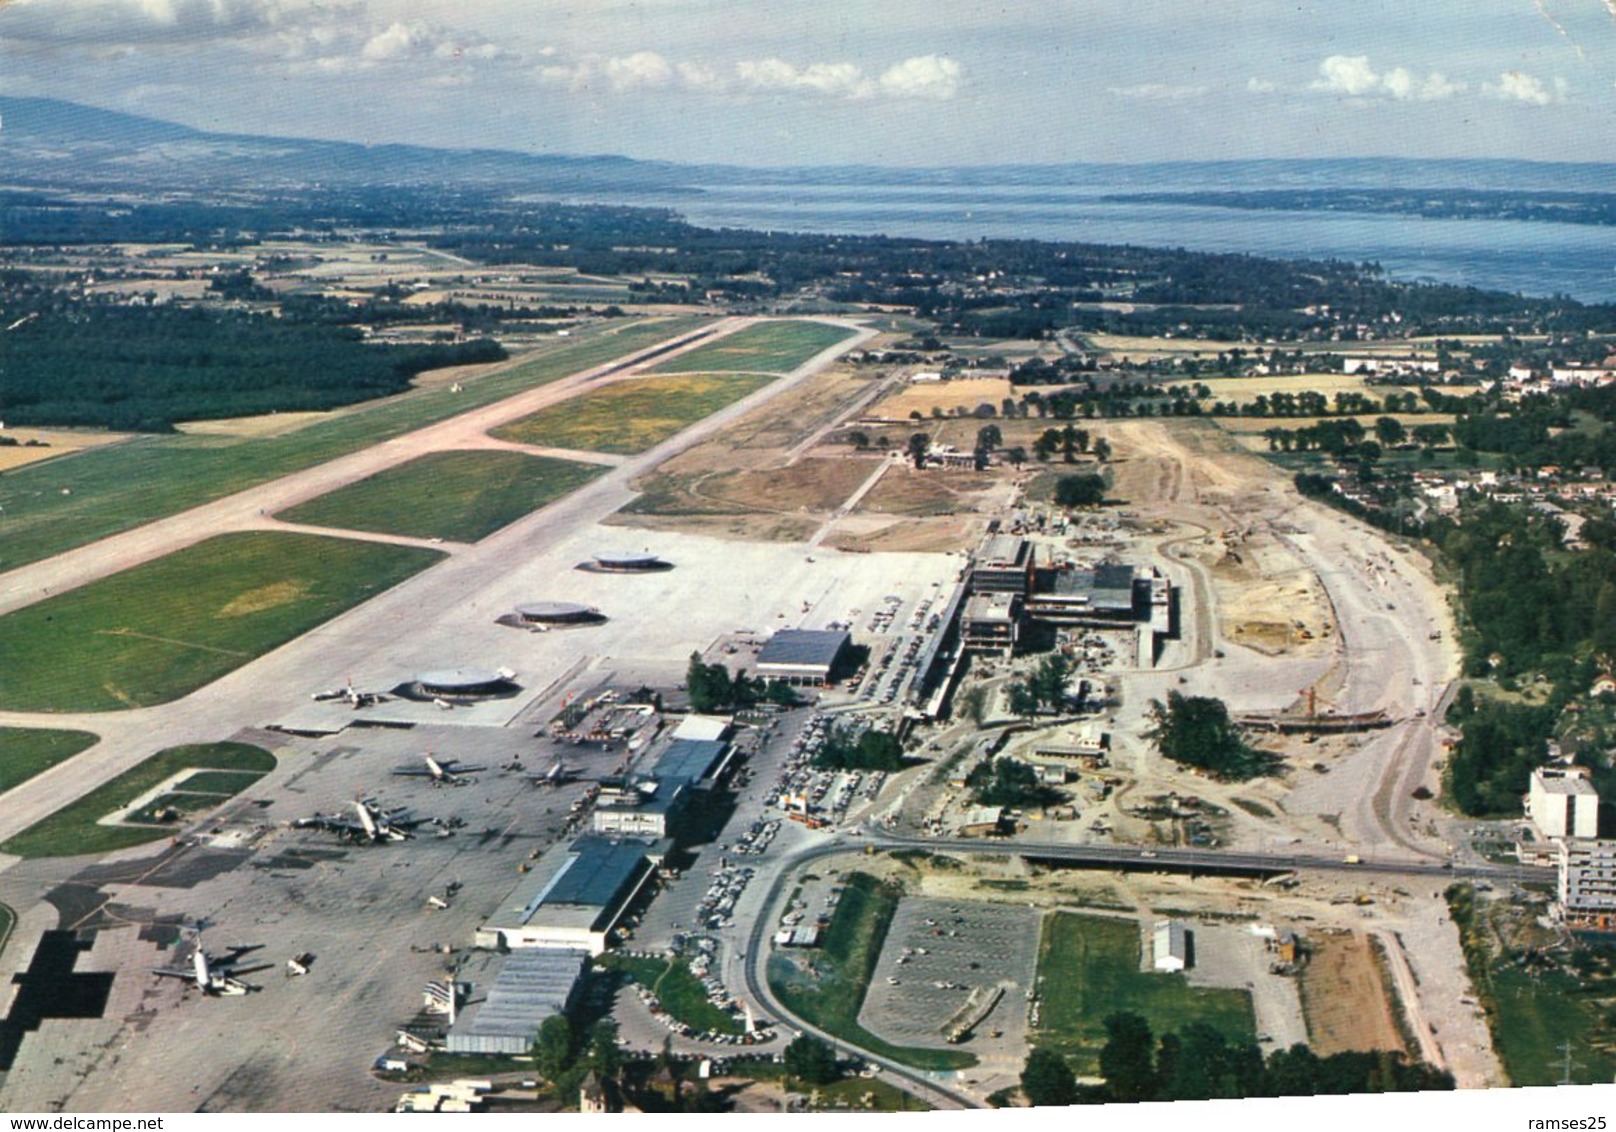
<box><xmin>0</xmin><ymin>531</ymin><xmax>442</xmax><ymax>712</ymax></box>
<box><xmin>277</xmin><ymin>450</ymin><xmax>605</xmax><ymax>542</ymax></box>
<box><xmin>0</xmin><ymin>727</ymin><xmax>100</xmax><ymax>793</ymax></box>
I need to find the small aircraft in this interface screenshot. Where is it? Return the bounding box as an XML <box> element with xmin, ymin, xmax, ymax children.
<box><xmin>391</xmin><ymin>754</ymin><xmax>485</xmax><ymax>787</ymax></box>
<box><xmin>311</xmin><ymin>675</ymin><xmax>387</xmax><ymax>708</ymax></box>
<box><xmin>292</xmin><ymin>799</ymin><xmax>419</xmax><ymax>844</ymax></box>
<box><xmin>152</xmin><ymin>933</ymin><xmax>270</xmax><ymax>997</ymax></box>
<box><xmin>531</xmin><ymin>759</ymin><xmax>578</xmax><ymax>787</ymax></box>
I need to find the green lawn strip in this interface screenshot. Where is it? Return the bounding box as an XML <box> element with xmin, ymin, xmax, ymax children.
<box><xmin>174</xmin><ymin>770</ymin><xmax>265</xmax><ymax>794</ymax></box>
<box><xmin>1033</xmin><ymin>913</ymin><xmax>1255</xmax><ymax>1076</ymax></box>
<box><xmin>0</xmin><ymin>317</ymin><xmax>710</xmax><ymax>573</ymax></box>
<box><xmin>491</xmin><ymin>373</ymin><xmax>772</xmax><ymax>455</ymax></box>
<box><xmin>0</xmin><ymin>904</ymin><xmax>14</xmax><ymax>961</ymax></box>
<box><xmin>0</xmin><ymin>727</ymin><xmax>100</xmax><ymax>793</ymax></box>
<box><xmin>602</xmin><ymin>954</ymin><xmax>743</xmax><ymax>1035</ymax></box>
<box><xmin>0</xmin><ymin>532</ymin><xmax>443</xmax><ymax>712</ymax></box>
<box><xmin>277</xmin><ymin>451</ymin><xmax>605</xmax><ymax>542</ymax></box>
<box><xmin>1</xmin><ymin>741</ymin><xmax>275</xmax><ymax>858</ymax></box>
<box><xmin>769</xmin><ymin>872</ymin><xmax>976</xmax><ymax>1072</ymax></box>
<box><xmin>128</xmin><ymin>792</ymin><xmax>234</xmax><ymax>825</ymax></box>
<box><xmin>648</xmin><ymin>321</ymin><xmax>858</xmax><ymax>375</ymax></box>
<box><xmin>1447</xmin><ymin>884</ymin><xmax>1616</xmax><ymax>1085</ymax></box>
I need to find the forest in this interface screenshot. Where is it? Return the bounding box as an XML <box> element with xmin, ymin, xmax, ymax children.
<box><xmin>0</xmin><ymin>300</ymin><xmax>503</xmax><ymax>430</ymax></box>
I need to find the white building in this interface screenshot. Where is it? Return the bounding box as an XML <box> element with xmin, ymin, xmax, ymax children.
<box><xmin>1152</xmin><ymin>920</ymin><xmax>1190</xmax><ymax>972</ymax></box>
<box><xmin>1527</xmin><ymin>766</ymin><xmax>1600</xmax><ymax>840</ymax></box>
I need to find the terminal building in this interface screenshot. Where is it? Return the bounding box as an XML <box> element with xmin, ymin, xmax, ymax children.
<box><xmin>960</xmin><ymin>592</ymin><xmax>1020</xmax><ymax>656</ymax></box>
<box><xmin>1023</xmin><ymin>563</ymin><xmax>1146</xmax><ymax>626</ymax></box>
<box><xmin>443</xmin><ymin>948</ymin><xmax>589</xmax><ymax>1054</ymax></box>
<box><xmin>478</xmin><ymin>836</ymin><xmax>664</xmax><ymax>954</ymax></box>
<box><xmin>755</xmin><ymin>629</ymin><xmax>851</xmax><ymax>686</ymax></box>
<box><xmin>591</xmin><ymin>737</ymin><xmax>735</xmax><ymax>840</ymax></box>
<box><xmin>969</xmin><ymin>535</ymin><xmax>1035</xmax><ymax>595</ymax></box>
<box><xmin>586</xmin><ymin>551</ymin><xmax>673</xmax><ymax>573</ymax></box>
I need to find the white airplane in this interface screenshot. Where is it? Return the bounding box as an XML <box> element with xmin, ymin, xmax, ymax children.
<box><xmin>152</xmin><ymin>933</ymin><xmax>270</xmax><ymax>996</ymax></box>
<box><xmin>391</xmin><ymin>754</ymin><xmax>485</xmax><ymax>787</ymax></box>
<box><xmin>311</xmin><ymin>675</ymin><xmax>386</xmax><ymax>707</ymax></box>
<box><xmin>293</xmin><ymin>799</ymin><xmax>418</xmax><ymax>844</ymax></box>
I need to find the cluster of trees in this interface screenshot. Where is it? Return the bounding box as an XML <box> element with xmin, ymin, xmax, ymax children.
<box><xmin>814</xmin><ymin>724</ymin><xmax>906</xmax><ymax>772</ymax></box>
<box><xmin>967</xmin><ymin>756</ymin><xmax>1056</xmax><ymax>808</ymax></box>
<box><xmin>1445</xmin><ymin>690</ymin><xmax>1556</xmax><ymax>816</ymax></box>
<box><xmin>684</xmin><ymin>652</ymin><xmax>798</xmax><ymax>713</ymax></box>
<box><xmin>1004</xmin><ymin>653</ymin><xmax>1077</xmax><ymax>719</ymax></box>
<box><xmin>1053</xmin><ymin>473</ymin><xmax>1107</xmax><ymax>508</ymax></box>
<box><xmin>1</xmin><ymin>299</ymin><xmax>504</xmax><ymax>430</ymax></box>
<box><xmin>532</xmin><ymin>1014</ymin><xmax>623</xmax><ymax>1097</ymax></box>
<box><xmin>781</xmin><ymin>1035</ymin><xmax>839</xmax><ymax>1085</ymax></box>
<box><xmin>1146</xmin><ymin>692</ymin><xmax>1277</xmax><ymax>780</ymax></box>
<box><xmin>1022</xmin><ymin>1012</ymin><xmax>1453</xmax><ymax>1106</ymax></box>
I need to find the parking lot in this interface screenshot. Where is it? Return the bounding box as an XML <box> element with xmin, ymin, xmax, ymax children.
<box><xmin>856</xmin><ymin>896</ymin><xmax>1041</xmax><ymax>1055</ymax></box>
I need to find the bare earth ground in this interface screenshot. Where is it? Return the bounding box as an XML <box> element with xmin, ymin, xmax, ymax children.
<box><xmin>869</xmin><ymin>377</ymin><xmax>1016</xmax><ymax>419</ymax></box>
<box><xmin>1297</xmin><ymin>931</ymin><xmax>1406</xmax><ymax>1056</ymax></box>
<box><xmin>0</xmin><ymin>428</ymin><xmax>133</xmax><ymax>472</ymax></box>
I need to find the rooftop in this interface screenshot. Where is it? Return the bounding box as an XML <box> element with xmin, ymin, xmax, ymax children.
<box><xmin>1534</xmin><ymin>766</ymin><xmax>1599</xmax><ymax>796</ymax></box>
<box><xmin>975</xmin><ymin>534</ymin><xmax>1031</xmax><ymax>569</ymax></box>
<box><xmin>757</xmin><ymin>628</ymin><xmax>850</xmax><ymax>669</ymax></box>
<box><xmin>652</xmin><ymin>738</ymin><xmax>729</xmax><ymax>785</ymax></box>
<box><xmin>447</xmin><ymin>949</ymin><xmax>588</xmax><ymax>1044</ymax></box>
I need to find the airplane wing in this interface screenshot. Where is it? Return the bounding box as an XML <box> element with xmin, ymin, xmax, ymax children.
<box><xmin>390</xmin><ymin>767</ymin><xmax>434</xmax><ymax>777</ymax></box>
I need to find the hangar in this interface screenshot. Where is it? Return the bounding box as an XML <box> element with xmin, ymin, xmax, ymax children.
<box><xmin>479</xmin><ymin>836</ymin><xmax>662</xmax><ymax>954</ymax></box>
<box><xmin>755</xmin><ymin>629</ymin><xmax>850</xmax><ymax>686</ymax></box>
<box><xmin>443</xmin><ymin>948</ymin><xmax>590</xmax><ymax>1054</ymax></box>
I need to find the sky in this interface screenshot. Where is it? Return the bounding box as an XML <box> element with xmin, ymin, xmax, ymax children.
<box><xmin>4</xmin><ymin>0</ymin><xmax>1616</xmax><ymax>167</ymax></box>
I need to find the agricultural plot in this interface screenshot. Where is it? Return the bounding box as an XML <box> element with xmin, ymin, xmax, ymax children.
<box><xmin>277</xmin><ymin>451</ymin><xmax>604</xmax><ymax>542</ymax></box>
<box><xmin>1</xmin><ymin>741</ymin><xmax>275</xmax><ymax>858</ymax></box>
<box><xmin>0</xmin><ymin>532</ymin><xmax>442</xmax><ymax>712</ymax></box>
<box><xmin>492</xmin><ymin>373</ymin><xmax>773</xmax><ymax>455</ymax></box>
<box><xmin>0</xmin><ymin>727</ymin><xmax>100</xmax><ymax>794</ymax></box>
<box><xmin>647</xmin><ymin>319</ymin><xmax>856</xmax><ymax>375</ymax></box>
<box><xmin>1033</xmin><ymin>913</ymin><xmax>1255</xmax><ymax>1075</ymax></box>
<box><xmin>1296</xmin><ymin>932</ymin><xmax>1406</xmax><ymax>1056</ymax></box>
<box><xmin>0</xmin><ymin>317</ymin><xmax>709</xmax><ymax>573</ymax></box>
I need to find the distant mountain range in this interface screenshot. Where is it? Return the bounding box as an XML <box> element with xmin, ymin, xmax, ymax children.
<box><xmin>9</xmin><ymin>95</ymin><xmax>1616</xmax><ymax>202</ymax></box>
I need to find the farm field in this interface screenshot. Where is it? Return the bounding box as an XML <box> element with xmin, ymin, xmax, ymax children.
<box><xmin>0</xmin><ymin>532</ymin><xmax>442</xmax><ymax>712</ymax></box>
<box><xmin>646</xmin><ymin>319</ymin><xmax>855</xmax><ymax>375</ymax></box>
<box><xmin>492</xmin><ymin>373</ymin><xmax>773</xmax><ymax>455</ymax></box>
<box><xmin>1</xmin><ymin>742</ymin><xmax>275</xmax><ymax>859</ymax></box>
<box><xmin>0</xmin><ymin>727</ymin><xmax>100</xmax><ymax>794</ymax></box>
<box><xmin>0</xmin><ymin>317</ymin><xmax>708</xmax><ymax>574</ymax></box>
<box><xmin>1033</xmin><ymin>913</ymin><xmax>1255</xmax><ymax>1075</ymax></box>
<box><xmin>277</xmin><ymin>450</ymin><xmax>604</xmax><ymax>542</ymax></box>
<box><xmin>871</xmin><ymin>377</ymin><xmax>1016</xmax><ymax>421</ymax></box>
<box><xmin>1195</xmin><ymin>374</ymin><xmax>1426</xmax><ymax>402</ymax></box>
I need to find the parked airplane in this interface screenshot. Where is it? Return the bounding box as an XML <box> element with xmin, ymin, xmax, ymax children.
<box><xmin>391</xmin><ymin>754</ymin><xmax>485</xmax><ymax>787</ymax></box>
<box><xmin>292</xmin><ymin>799</ymin><xmax>419</xmax><ymax>844</ymax></box>
<box><xmin>311</xmin><ymin>675</ymin><xmax>387</xmax><ymax>707</ymax></box>
<box><xmin>152</xmin><ymin>933</ymin><xmax>270</xmax><ymax>996</ymax></box>
<box><xmin>532</xmin><ymin>759</ymin><xmax>578</xmax><ymax>787</ymax></box>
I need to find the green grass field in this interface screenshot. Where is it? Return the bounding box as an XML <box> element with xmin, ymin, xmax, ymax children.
<box><xmin>648</xmin><ymin>320</ymin><xmax>858</xmax><ymax>375</ymax></box>
<box><xmin>769</xmin><ymin>872</ymin><xmax>976</xmax><ymax>1072</ymax></box>
<box><xmin>491</xmin><ymin>373</ymin><xmax>773</xmax><ymax>455</ymax></box>
<box><xmin>0</xmin><ymin>317</ymin><xmax>710</xmax><ymax>574</ymax></box>
<box><xmin>276</xmin><ymin>451</ymin><xmax>605</xmax><ymax>542</ymax></box>
<box><xmin>603</xmin><ymin>954</ymin><xmax>743</xmax><ymax>1035</ymax></box>
<box><xmin>1</xmin><ymin>741</ymin><xmax>275</xmax><ymax>858</ymax></box>
<box><xmin>0</xmin><ymin>727</ymin><xmax>100</xmax><ymax>793</ymax></box>
<box><xmin>0</xmin><ymin>904</ymin><xmax>14</xmax><ymax>961</ymax></box>
<box><xmin>1033</xmin><ymin>913</ymin><xmax>1255</xmax><ymax>1074</ymax></box>
<box><xmin>0</xmin><ymin>532</ymin><xmax>442</xmax><ymax>712</ymax></box>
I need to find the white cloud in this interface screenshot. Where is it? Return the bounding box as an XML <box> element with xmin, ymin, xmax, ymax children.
<box><xmin>1314</xmin><ymin>54</ymin><xmax>1380</xmax><ymax>96</ymax></box>
<box><xmin>1245</xmin><ymin>77</ymin><xmax>1277</xmax><ymax>94</ymax></box>
<box><xmin>1312</xmin><ymin>55</ymin><xmax>1464</xmax><ymax>102</ymax></box>
<box><xmin>1484</xmin><ymin>71</ymin><xmax>1563</xmax><ymax>105</ymax></box>
<box><xmin>1108</xmin><ymin>82</ymin><xmax>1206</xmax><ymax>101</ymax></box>
<box><xmin>538</xmin><ymin>50</ymin><xmax>961</xmax><ymax>102</ymax></box>
<box><xmin>878</xmin><ymin>55</ymin><xmax>962</xmax><ymax>100</ymax></box>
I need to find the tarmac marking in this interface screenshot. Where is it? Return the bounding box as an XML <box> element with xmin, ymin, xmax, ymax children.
<box><xmin>96</xmin><ymin>629</ymin><xmax>250</xmax><ymax>658</ymax></box>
